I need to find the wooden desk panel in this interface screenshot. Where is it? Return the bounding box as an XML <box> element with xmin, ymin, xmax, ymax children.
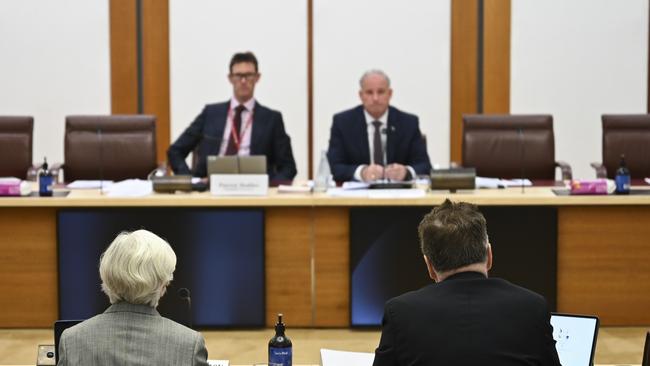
<box><xmin>1</xmin><ymin>188</ymin><xmax>650</xmax><ymax>327</ymax></box>
<box><xmin>558</xmin><ymin>206</ymin><xmax>650</xmax><ymax>325</ymax></box>
<box><xmin>0</xmin><ymin>208</ymin><xmax>57</xmax><ymax>327</ymax></box>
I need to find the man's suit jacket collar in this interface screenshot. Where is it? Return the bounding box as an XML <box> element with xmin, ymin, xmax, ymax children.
<box><xmin>105</xmin><ymin>302</ymin><xmax>160</xmax><ymax>317</ymax></box>
<box><xmin>442</xmin><ymin>271</ymin><xmax>488</xmax><ymax>282</ymax></box>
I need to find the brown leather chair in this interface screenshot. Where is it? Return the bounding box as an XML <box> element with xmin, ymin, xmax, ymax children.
<box><xmin>0</xmin><ymin>116</ymin><xmax>33</xmax><ymax>179</ymax></box>
<box><xmin>462</xmin><ymin>114</ymin><xmax>572</xmax><ymax>180</ymax></box>
<box><xmin>592</xmin><ymin>115</ymin><xmax>650</xmax><ymax>179</ymax></box>
<box><xmin>64</xmin><ymin>115</ymin><xmax>157</xmax><ymax>182</ymax></box>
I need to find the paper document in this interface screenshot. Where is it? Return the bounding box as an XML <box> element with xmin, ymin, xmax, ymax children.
<box><xmin>475</xmin><ymin>177</ymin><xmax>532</xmax><ymax>188</ymax></box>
<box><xmin>327</xmin><ymin>188</ymin><xmax>426</xmax><ymax>199</ymax></box>
<box><xmin>207</xmin><ymin>360</ymin><xmax>229</xmax><ymax>366</ymax></box>
<box><xmin>342</xmin><ymin>181</ymin><xmax>370</xmax><ymax>190</ymax></box>
<box><xmin>278</xmin><ymin>184</ymin><xmax>312</xmax><ymax>193</ymax></box>
<box><xmin>321</xmin><ymin>349</ymin><xmax>374</xmax><ymax>366</ymax></box>
<box><xmin>66</xmin><ymin>180</ymin><xmax>114</xmax><ymax>189</ymax></box>
<box><xmin>104</xmin><ymin>179</ymin><xmax>153</xmax><ymax>197</ymax></box>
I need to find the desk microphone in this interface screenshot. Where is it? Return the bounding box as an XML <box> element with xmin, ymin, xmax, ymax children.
<box><xmin>381</xmin><ymin>127</ymin><xmax>388</xmax><ymax>181</ymax></box>
<box><xmin>178</xmin><ymin>287</ymin><xmax>193</xmax><ymax>329</ymax></box>
<box><xmin>517</xmin><ymin>127</ymin><xmax>526</xmax><ymax>194</ymax></box>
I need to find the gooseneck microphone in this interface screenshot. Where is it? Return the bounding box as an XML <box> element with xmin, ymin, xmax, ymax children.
<box><xmin>178</xmin><ymin>287</ymin><xmax>193</xmax><ymax>329</ymax></box>
<box><xmin>380</xmin><ymin>127</ymin><xmax>388</xmax><ymax>181</ymax></box>
<box><xmin>517</xmin><ymin>127</ymin><xmax>526</xmax><ymax>194</ymax></box>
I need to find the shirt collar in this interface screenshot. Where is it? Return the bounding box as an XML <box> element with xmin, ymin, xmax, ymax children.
<box><xmin>230</xmin><ymin>97</ymin><xmax>256</xmax><ymax>112</ymax></box>
<box><xmin>364</xmin><ymin>108</ymin><xmax>389</xmax><ymax>126</ymax></box>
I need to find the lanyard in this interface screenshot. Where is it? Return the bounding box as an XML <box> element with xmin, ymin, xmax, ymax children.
<box><xmin>228</xmin><ymin>105</ymin><xmax>254</xmax><ymax>152</ymax></box>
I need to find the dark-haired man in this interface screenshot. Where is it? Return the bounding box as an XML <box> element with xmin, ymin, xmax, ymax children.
<box><xmin>327</xmin><ymin>69</ymin><xmax>431</xmax><ymax>182</ymax></box>
<box><xmin>167</xmin><ymin>52</ymin><xmax>297</xmax><ymax>181</ymax></box>
<box><xmin>373</xmin><ymin>199</ymin><xmax>561</xmax><ymax>366</ymax></box>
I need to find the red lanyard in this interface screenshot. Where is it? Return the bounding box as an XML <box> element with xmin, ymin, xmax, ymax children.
<box><xmin>228</xmin><ymin>105</ymin><xmax>254</xmax><ymax>152</ymax></box>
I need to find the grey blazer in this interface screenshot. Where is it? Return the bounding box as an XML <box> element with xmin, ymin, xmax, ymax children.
<box><xmin>58</xmin><ymin>302</ymin><xmax>208</xmax><ymax>366</ymax></box>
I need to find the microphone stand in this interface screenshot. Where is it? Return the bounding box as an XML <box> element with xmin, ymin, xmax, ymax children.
<box><xmin>97</xmin><ymin>128</ymin><xmax>104</xmax><ymax>195</ymax></box>
<box><xmin>178</xmin><ymin>287</ymin><xmax>193</xmax><ymax>329</ymax></box>
<box><xmin>381</xmin><ymin>127</ymin><xmax>388</xmax><ymax>182</ymax></box>
<box><xmin>517</xmin><ymin>127</ymin><xmax>526</xmax><ymax>194</ymax></box>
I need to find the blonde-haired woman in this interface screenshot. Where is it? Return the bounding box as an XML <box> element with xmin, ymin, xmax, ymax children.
<box><xmin>58</xmin><ymin>230</ymin><xmax>208</xmax><ymax>366</ymax></box>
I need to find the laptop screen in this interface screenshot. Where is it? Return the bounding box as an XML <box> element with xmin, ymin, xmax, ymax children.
<box><xmin>550</xmin><ymin>313</ymin><xmax>599</xmax><ymax>366</ymax></box>
<box><xmin>54</xmin><ymin>320</ymin><xmax>83</xmax><ymax>363</ymax></box>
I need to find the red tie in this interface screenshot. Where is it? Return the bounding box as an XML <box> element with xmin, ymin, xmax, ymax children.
<box><xmin>225</xmin><ymin>105</ymin><xmax>246</xmax><ymax>155</ymax></box>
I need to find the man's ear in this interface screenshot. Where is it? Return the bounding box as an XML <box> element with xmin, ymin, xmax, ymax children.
<box><xmin>486</xmin><ymin>243</ymin><xmax>493</xmax><ymax>271</ymax></box>
<box><xmin>423</xmin><ymin>255</ymin><xmax>437</xmax><ymax>282</ymax></box>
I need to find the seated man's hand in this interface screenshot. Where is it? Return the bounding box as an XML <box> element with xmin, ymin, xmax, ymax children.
<box><xmin>361</xmin><ymin>164</ymin><xmax>385</xmax><ymax>182</ymax></box>
<box><xmin>385</xmin><ymin>163</ymin><xmax>408</xmax><ymax>181</ymax></box>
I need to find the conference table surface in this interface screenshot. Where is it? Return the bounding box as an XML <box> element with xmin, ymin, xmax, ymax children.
<box><xmin>1</xmin><ymin>185</ymin><xmax>649</xmax><ymax>328</ymax></box>
<box><xmin>1</xmin><ymin>185</ymin><xmax>650</xmax><ymax>207</ymax></box>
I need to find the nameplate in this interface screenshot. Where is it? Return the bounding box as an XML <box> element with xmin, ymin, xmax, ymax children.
<box><xmin>210</xmin><ymin>174</ymin><xmax>268</xmax><ymax>196</ymax></box>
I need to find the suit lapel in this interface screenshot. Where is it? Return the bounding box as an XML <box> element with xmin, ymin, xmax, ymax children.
<box><xmin>386</xmin><ymin>107</ymin><xmax>398</xmax><ymax>164</ymax></box>
<box><xmin>356</xmin><ymin>107</ymin><xmax>371</xmax><ymax>164</ymax></box>
<box><xmin>212</xmin><ymin>102</ymin><xmax>229</xmax><ymax>152</ymax></box>
<box><xmin>250</xmin><ymin>103</ymin><xmax>265</xmax><ymax>155</ymax></box>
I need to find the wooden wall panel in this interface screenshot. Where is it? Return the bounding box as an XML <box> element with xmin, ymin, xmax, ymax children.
<box><xmin>558</xmin><ymin>206</ymin><xmax>650</xmax><ymax>325</ymax></box>
<box><xmin>141</xmin><ymin>0</ymin><xmax>170</xmax><ymax>163</ymax></box>
<box><xmin>451</xmin><ymin>0</ymin><xmax>511</xmax><ymax>163</ymax></box>
<box><xmin>483</xmin><ymin>0</ymin><xmax>511</xmax><ymax>113</ymax></box>
<box><xmin>313</xmin><ymin>207</ymin><xmax>349</xmax><ymax>326</ymax></box>
<box><xmin>109</xmin><ymin>0</ymin><xmax>138</xmax><ymax>114</ymax></box>
<box><xmin>265</xmin><ymin>208</ymin><xmax>313</xmax><ymax>327</ymax></box>
<box><xmin>450</xmin><ymin>0</ymin><xmax>479</xmax><ymax>164</ymax></box>
<box><xmin>0</xmin><ymin>208</ymin><xmax>57</xmax><ymax>327</ymax></box>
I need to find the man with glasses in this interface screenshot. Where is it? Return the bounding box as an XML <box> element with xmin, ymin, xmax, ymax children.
<box><xmin>168</xmin><ymin>52</ymin><xmax>297</xmax><ymax>181</ymax></box>
<box><xmin>327</xmin><ymin>69</ymin><xmax>431</xmax><ymax>182</ymax></box>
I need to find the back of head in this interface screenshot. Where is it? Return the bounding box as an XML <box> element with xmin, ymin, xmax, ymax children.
<box><xmin>418</xmin><ymin>199</ymin><xmax>488</xmax><ymax>272</ymax></box>
<box><xmin>99</xmin><ymin>230</ymin><xmax>176</xmax><ymax>307</ymax></box>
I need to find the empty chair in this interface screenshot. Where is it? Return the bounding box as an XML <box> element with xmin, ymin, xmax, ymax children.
<box><xmin>0</xmin><ymin>116</ymin><xmax>33</xmax><ymax>179</ymax></box>
<box><xmin>592</xmin><ymin>115</ymin><xmax>650</xmax><ymax>179</ymax></box>
<box><xmin>462</xmin><ymin>114</ymin><xmax>572</xmax><ymax>181</ymax></box>
<box><xmin>64</xmin><ymin>115</ymin><xmax>157</xmax><ymax>182</ymax></box>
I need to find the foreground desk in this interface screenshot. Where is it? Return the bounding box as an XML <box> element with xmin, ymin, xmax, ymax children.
<box><xmin>1</xmin><ymin>188</ymin><xmax>649</xmax><ymax>327</ymax></box>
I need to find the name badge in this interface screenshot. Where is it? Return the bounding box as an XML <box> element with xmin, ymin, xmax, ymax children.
<box><xmin>210</xmin><ymin>174</ymin><xmax>268</xmax><ymax>196</ymax></box>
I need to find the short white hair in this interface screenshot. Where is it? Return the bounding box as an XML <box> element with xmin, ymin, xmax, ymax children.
<box><xmin>99</xmin><ymin>230</ymin><xmax>176</xmax><ymax>307</ymax></box>
<box><xmin>359</xmin><ymin>69</ymin><xmax>391</xmax><ymax>88</ymax></box>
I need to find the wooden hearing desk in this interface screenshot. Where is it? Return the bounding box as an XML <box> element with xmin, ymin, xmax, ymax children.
<box><xmin>1</xmin><ymin>187</ymin><xmax>649</xmax><ymax>328</ymax></box>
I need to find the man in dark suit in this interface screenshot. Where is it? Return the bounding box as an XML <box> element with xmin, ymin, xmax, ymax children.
<box><xmin>167</xmin><ymin>52</ymin><xmax>297</xmax><ymax>181</ymax></box>
<box><xmin>327</xmin><ymin>70</ymin><xmax>431</xmax><ymax>182</ymax></box>
<box><xmin>373</xmin><ymin>199</ymin><xmax>561</xmax><ymax>366</ymax></box>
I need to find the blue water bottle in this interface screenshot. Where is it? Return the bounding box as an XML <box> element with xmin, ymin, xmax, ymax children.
<box><xmin>615</xmin><ymin>154</ymin><xmax>630</xmax><ymax>195</ymax></box>
<box><xmin>38</xmin><ymin>157</ymin><xmax>53</xmax><ymax>197</ymax></box>
<box><xmin>269</xmin><ymin>313</ymin><xmax>292</xmax><ymax>366</ymax></box>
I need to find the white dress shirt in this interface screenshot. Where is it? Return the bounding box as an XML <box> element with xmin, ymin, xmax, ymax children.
<box><xmin>353</xmin><ymin>109</ymin><xmax>416</xmax><ymax>181</ymax></box>
<box><xmin>218</xmin><ymin>97</ymin><xmax>256</xmax><ymax>156</ymax></box>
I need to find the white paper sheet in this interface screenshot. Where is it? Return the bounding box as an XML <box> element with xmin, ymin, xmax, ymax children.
<box><xmin>321</xmin><ymin>348</ymin><xmax>374</xmax><ymax>366</ymax></box>
<box><xmin>66</xmin><ymin>180</ymin><xmax>114</xmax><ymax>189</ymax></box>
<box><xmin>104</xmin><ymin>179</ymin><xmax>153</xmax><ymax>197</ymax></box>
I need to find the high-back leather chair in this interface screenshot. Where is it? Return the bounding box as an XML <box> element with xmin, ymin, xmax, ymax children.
<box><xmin>0</xmin><ymin>116</ymin><xmax>33</xmax><ymax>179</ymax></box>
<box><xmin>462</xmin><ymin>114</ymin><xmax>572</xmax><ymax>180</ymax></box>
<box><xmin>64</xmin><ymin>115</ymin><xmax>157</xmax><ymax>181</ymax></box>
<box><xmin>595</xmin><ymin>115</ymin><xmax>650</xmax><ymax>179</ymax></box>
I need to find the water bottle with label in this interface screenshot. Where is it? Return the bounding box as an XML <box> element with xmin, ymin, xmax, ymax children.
<box><xmin>615</xmin><ymin>154</ymin><xmax>631</xmax><ymax>194</ymax></box>
<box><xmin>38</xmin><ymin>157</ymin><xmax>53</xmax><ymax>197</ymax></box>
<box><xmin>268</xmin><ymin>313</ymin><xmax>292</xmax><ymax>366</ymax></box>
<box><xmin>313</xmin><ymin>150</ymin><xmax>331</xmax><ymax>192</ymax></box>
